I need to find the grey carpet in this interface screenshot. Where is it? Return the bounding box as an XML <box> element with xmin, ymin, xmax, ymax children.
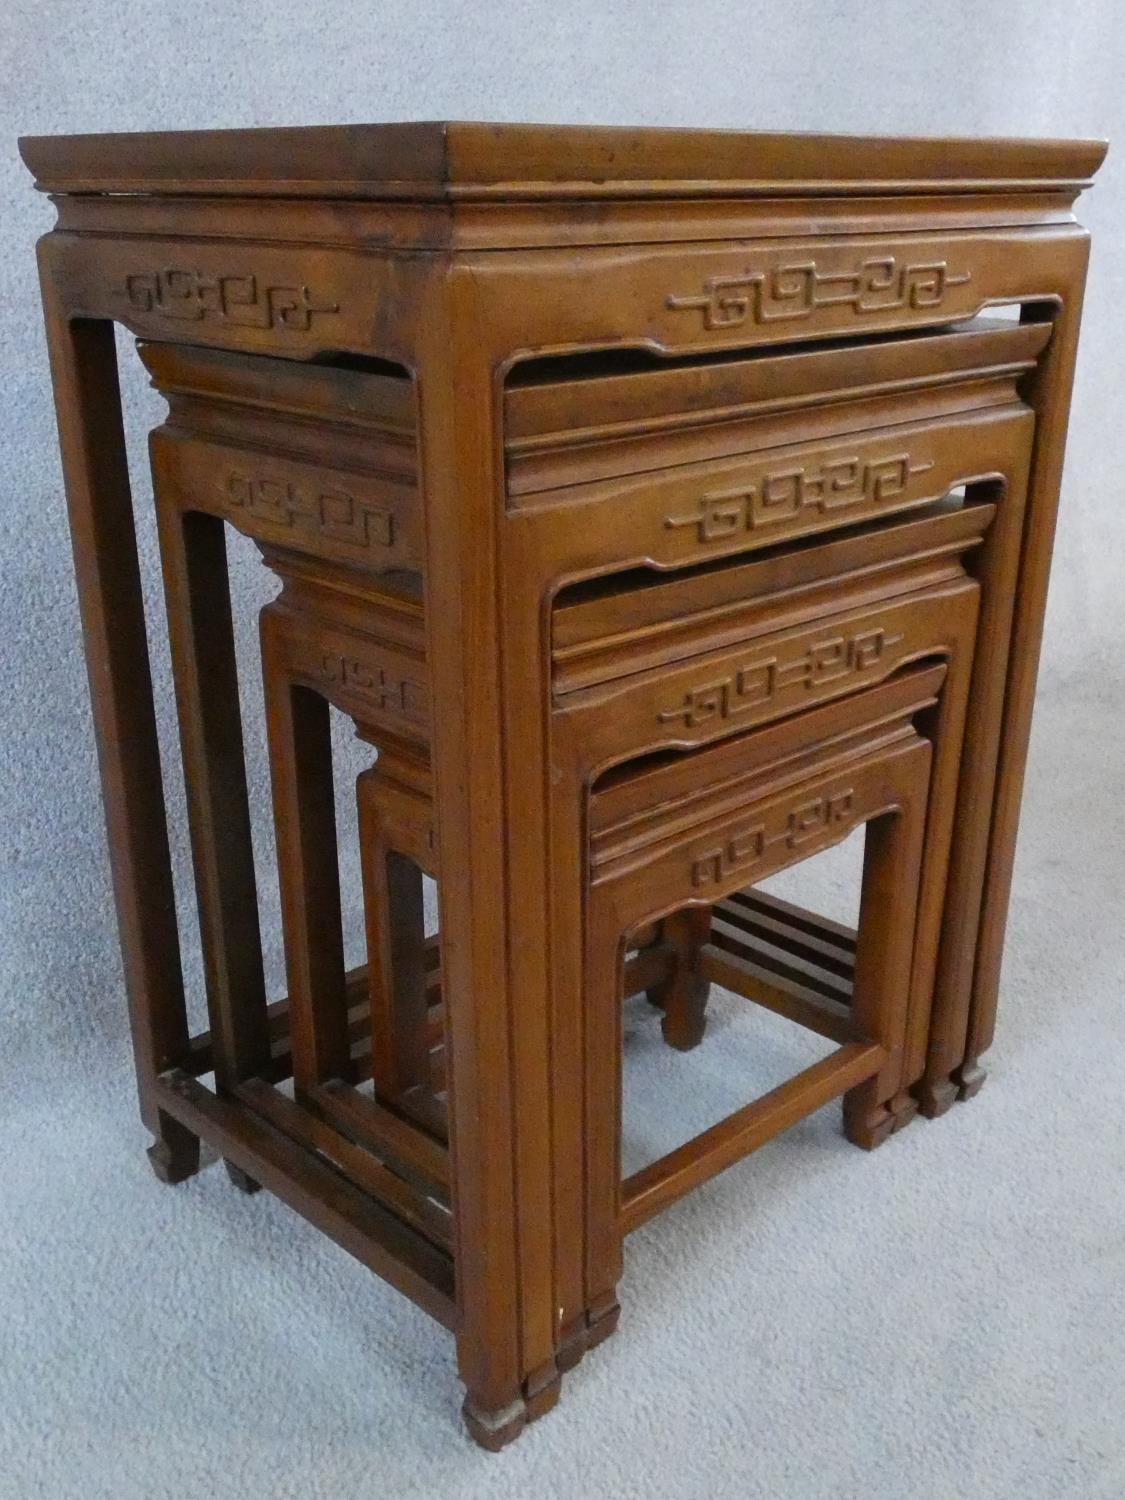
<box><xmin>1</xmin><ymin>692</ymin><xmax>1122</xmax><ymax>1500</ymax></box>
<box><xmin>3</xmin><ymin>2</ymin><xmax>1124</xmax><ymax>1493</ymax></box>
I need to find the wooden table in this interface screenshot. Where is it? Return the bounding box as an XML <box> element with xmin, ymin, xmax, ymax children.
<box><xmin>21</xmin><ymin>123</ymin><xmax>1104</xmax><ymax>1447</ymax></box>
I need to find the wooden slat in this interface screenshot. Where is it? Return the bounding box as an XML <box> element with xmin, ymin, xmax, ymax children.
<box><xmin>313</xmin><ymin>1079</ymin><xmax>451</xmax><ymax>1195</ymax></box>
<box><xmin>187</xmin><ymin>939</ymin><xmax>673</xmax><ymax>1101</ymax></box>
<box><xmin>236</xmin><ymin>1078</ymin><xmax>452</xmax><ymax>1251</ymax></box>
<box><xmin>700</xmin><ymin>946</ymin><xmax>855</xmax><ymax>1045</ymax></box>
<box><xmin>154</xmin><ymin>1071</ymin><xmax>456</xmax><ymax>1328</ymax></box>
<box><xmin>621</xmin><ymin>1042</ymin><xmax>884</xmax><ymax>1234</ymax></box>
<box><xmin>417</xmin><ymin>939</ymin><xmax>675</xmax><ymax>1099</ymax></box>
<box><xmin>186</xmin><ymin>969</ymin><xmax>370</xmax><ymax>1078</ymax></box>
<box><xmin>725</xmin><ymin>888</ymin><xmax>857</xmax><ymax>950</ymax></box>
<box><xmin>716</xmin><ymin>893</ymin><xmax>857</xmax><ymax>980</ymax></box>
<box><xmin>394</xmin><ymin>1083</ymin><xmax>449</xmax><ymax>1139</ymax></box>
<box><xmin>709</xmin><ymin>915</ymin><xmax>853</xmax><ymax>1003</ymax></box>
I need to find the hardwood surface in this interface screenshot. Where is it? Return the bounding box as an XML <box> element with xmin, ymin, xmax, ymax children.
<box><xmin>22</xmin><ymin>121</ymin><xmax>1101</xmax><ymax>1450</ymax></box>
<box><xmin>20</xmin><ymin>120</ymin><xmax>1106</xmax><ymax>198</ymax></box>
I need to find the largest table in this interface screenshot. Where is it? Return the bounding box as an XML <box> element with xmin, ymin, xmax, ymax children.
<box><xmin>20</xmin><ymin>123</ymin><xmax>1104</xmax><ymax>1445</ymax></box>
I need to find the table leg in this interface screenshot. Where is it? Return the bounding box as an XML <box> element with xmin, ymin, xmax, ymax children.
<box><xmin>414</xmin><ymin>270</ymin><xmax>559</xmax><ymax>1446</ymax></box>
<box><xmin>36</xmin><ymin>262</ymin><xmax>197</xmax><ymax>1181</ymax></box>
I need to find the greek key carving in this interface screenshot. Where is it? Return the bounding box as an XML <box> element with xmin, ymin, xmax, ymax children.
<box><xmin>691</xmin><ymin>788</ymin><xmax>857</xmax><ymax>887</ymax></box>
<box><xmin>667</xmin><ymin>256</ymin><xmax>971</xmax><ymax>331</ymax></box>
<box><xmin>223</xmin><ymin>471</ymin><xmax>395</xmax><ymax>551</ymax></box>
<box><xmin>318</xmin><ymin>652</ymin><xmax>428</xmax><ymax>726</ymax></box>
<box><xmin>665</xmin><ymin>452</ymin><xmax>935</xmax><ymax>543</ymax></box>
<box><xmin>657</xmin><ymin>625</ymin><xmax>906</xmax><ymax>729</ymax></box>
<box><xmin>113</xmin><ymin>269</ymin><xmax>339</xmax><ymax>331</ymax></box>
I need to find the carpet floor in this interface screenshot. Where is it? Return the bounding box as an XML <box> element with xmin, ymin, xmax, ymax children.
<box><xmin>1</xmin><ymin>685</ymin><xmax>1122</xmax><ymax>1500</ymax></box>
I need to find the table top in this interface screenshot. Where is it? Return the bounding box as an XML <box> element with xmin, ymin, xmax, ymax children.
<box><xmin>18</xmin><ymin>121</ymin><xmax>1107</xmax><ymax>200</ymax></box>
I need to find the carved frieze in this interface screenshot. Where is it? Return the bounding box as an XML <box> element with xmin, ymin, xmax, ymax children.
<box><xmin>667</xmin><ymin>256</ymin><xmax>972</xmax><ymax>332</ymax></box>
<box><xmin>664</xmin><ymin>452</ymin><xmax>935</xmax><ymax>544</ymax></box>
<box><xmin>656</xmin><ymin>625</ymin><xmax>906</xmax><ymax>729</ymax></box>
<box><xmin>223</xmin><ymin>470</ymin><xmax>396</xmax><ymax>552</ymax></box>
<box><xmin>316</xmin><ymin>649</ymin><xmax>429</xmax><ymax>729</ymax></box>
<box><xmin>113</xmin><ymin>268</ymin><xmax>339</xmax><ymax>331</ymax></box>
<box><xmin>690</xmin><ymin>786</ymin><xmax>857</xmax><ymax>887</ymax></box>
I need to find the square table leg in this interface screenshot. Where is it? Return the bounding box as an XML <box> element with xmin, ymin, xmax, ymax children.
<box><xmin>37</xmin><ymin>270</ymin><xmax>198</xmax><ymax>1182</ymax></box>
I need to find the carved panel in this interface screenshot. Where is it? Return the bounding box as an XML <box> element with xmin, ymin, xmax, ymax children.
<box><xmin>316</xmin><ymin>649</ymin><xmax>428</xmax><ymax>727</ymax></box>
<box><xmin>112</xmin><ymin>268</ymin><xmax>339</xmax><ymax>331</ymax></box>
<box><xmin>281</xmin><ymin>623</ymin><xmax>430</xmax><ymax>743</ymax></box>
<box><xmin>47</xmin><ymin>235</ymin><xmax>399</xmax><ymax>359</ymax></box>
<box><xmin>557</xmin><ymin>580</ymin><xmax>972</xmax><ymax>769</ymax></box>
<box><xmin>656</xmin><ymin>624</ymin><xmax>906</xmax><ymax>729</ymax></box>
<box><xmin>588</xmin><ymin>731</ymin><xmax>926</xmax><ymax>908</ymax></box>
<box><xmin>666</xmin><ymin>256</ymin><xmax>972</xmax><ymax>333</ymax></box>
<box><xmin>664</xmin><ymin>451</ymin><xmax>935</xmax><ymax>544</ymax></box>
<box><xmin>517</xmin><ymin>402</ymin><xmax>1029</xmax><ymax>595</ymax></box>
<box><xmin>151</xmin><ymin>432</ymin><xmax>422</xmax><ymax>572</ymax></box>
<box><xmin>690</xmin><ymin>786</ymin><xmax>857</xmax><ymax>888</ymax></box>
<box><xmin>224</xmin><ymin>470</ymin><xmax>396</xmax><ymax>550</ymax></box>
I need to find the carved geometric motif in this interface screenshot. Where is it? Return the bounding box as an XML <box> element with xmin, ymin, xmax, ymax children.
<box><xmin>112</xmin><ymin>269</ymin><xmax>339</xmax><ymax>331</ymax></box>
<box><xmin>666</xmin><ymin>256</ymin><xmax>972</xmax><ymax>332</ymax></box>
<box><xmin>690</xmin><ymin>787</ymin><xmax>857</xmax><ymax>887</ymax></box>
<box><xmin>318</xmin><ymin>652</ymin><xmax>428</xmax><ymax>726</ymax></box>
<box><xmin>664</xmin><ymin>452</ymin><xmax>935</xmax><ymax>544</ymax></box>
<box><xmin>657</xmin><ymin>625</ymin><xmax>906</xmax><ymax>728</ymax></box>
<box><xmin>223</xmin><ymin>471</ymin><xmax>395</xmax><ymax>551</ymax></box>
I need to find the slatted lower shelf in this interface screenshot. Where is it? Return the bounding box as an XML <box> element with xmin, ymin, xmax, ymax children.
<box><xmin>153</xmin><ymin>1069</ymin><xmax>458</xmax><ymax>1328</ymax></box>
<box><xmin>621</xmin><ymin>886</ymin><xmax>868</xmax><ymax>1232</ymax></box>
<box><xmin>183</xmin><ymin>940</ymin><xmax>682</xmax><ymax>1102</ymax></box>
<box><xmin>705</xmin><ymin>887</ymin><xmax>858</xmax><ymax>1045</ymax></box>
<box><xmin>170</xmin><ymin>887</ymin><xmax>862</xmax><ymax>1312</ymax></box>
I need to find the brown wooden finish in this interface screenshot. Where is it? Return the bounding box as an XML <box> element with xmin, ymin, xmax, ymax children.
<box><xmin>151</xmin><ymin>486</ymin><xmax>271</xmax><ymax>1093</ymax></box>
<box><xmin>357</xmin><ymin>760</ymin><xmax>437</xmax><ymax>1117</ymax></box>
<box><xmin>644</xmin><ymin>905</ymin><xmax>713</xmax><ymax>1051</ymax></box>
<box><xmin>19</xmin><ymin>120</ymin><xmax>1105</xmax><ymax>202</ymax></box>
<box><xmin>582</xmin><ymin>669</ymin><xmax>937</xmax><ymax>1313</ymax></box>
<box><xmin>545</xmin><ymin>515</ymin><xmax>983</xmax><ymax>1339</ymax></box>
<box><xmin>501</xmin><ymin>320</ymin><xmax>1038</xmax><ymax>1344</ymax></box>
<box><xmin>24</xmin><ymin>122</ymin><xmax>1101</xmax><ymax>1449</ymax></box>
<box><xmin>960</xmin><ymin>293</ymin><xmax>1093</xmax><ymax>1099</ymax></box>
<box><xmin>155</xmin><ymin>1069</ymin><xmax>457</xmax><ymax>1327</ymax></box>
<box><xmin>621</xmin><ymin>1042</ymin><xmax>885</xmax><ymax>1234</ymax></box>
<box><xmin>35</xmin><ymin>288</ymin><xmax>201</xmax><ymax>1185</ymax></box>
<box><xmin>236</xmin><ymin>1077</ymin><xmax>454</xmax><ymax>1252</ymax></box>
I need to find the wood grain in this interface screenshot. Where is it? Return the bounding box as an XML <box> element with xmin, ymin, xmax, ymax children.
<box><xmin>26</xmin><ymin>120</ymin><xmax>1101</xmax><ymax>1450</ymax></box>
